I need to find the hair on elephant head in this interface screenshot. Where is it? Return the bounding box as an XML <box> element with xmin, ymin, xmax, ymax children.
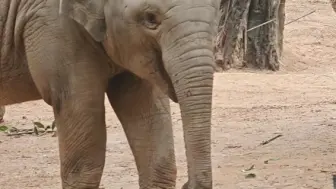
<box><xmin>60</xmin><ymin>0</ymin><xmax>219</xmax><ymax>188</ymax></box>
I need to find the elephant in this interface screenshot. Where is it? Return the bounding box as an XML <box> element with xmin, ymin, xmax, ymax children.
<box><xmin>0</xmin><ymin>106</ymin><xmax>4</xmax><ymax>122</ymax></box>
<box><xmin>0</xmin><ymin>0</ymin><xmax>219</xmax><ymax>188</ymax></box>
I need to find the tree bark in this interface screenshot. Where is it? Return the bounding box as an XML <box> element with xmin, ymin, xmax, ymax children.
<box><xmin>214</xmin><ymin>0</ymin><xmax>250</xmax><ymax>71</ymax></box>
<box><xmin>0</xmin><ymin>106</ymin><xmax>5</xmax><ymax>122</ymax></box>
<box><xmin>330</xmin><ymin>0</ymin><xmax>336</xmax><ymax>13</ymax></box>
<box><xmin>215</xmin><ymin>0</ymin><xmax>285</xmax><ymax>71</ymax></box>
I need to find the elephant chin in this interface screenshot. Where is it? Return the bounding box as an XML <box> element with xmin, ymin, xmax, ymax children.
<box><xmin>155</xmin><ymin>52</ymin><xmax>179</xmax><ymax>103</ymax></box>
<box><xmin>157</xmin><ymin>69</ymin><xmax>178</xmax><ymax>103</ymax></box>
<box><xmin>167</xmin><ymin>85</ymin><xmax>178</xmax><ymax>103</ymax></box>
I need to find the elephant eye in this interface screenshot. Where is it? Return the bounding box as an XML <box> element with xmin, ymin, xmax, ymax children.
<box><xmin>142</xmin><ymin>12</ymin><xmax>160</xmax><ymax>30</ymax></box>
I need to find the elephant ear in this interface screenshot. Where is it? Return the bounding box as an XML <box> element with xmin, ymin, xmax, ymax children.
<box><xmin>59</xmin><ymin>0</ymin><xmax>106</xmax><ymax>42</ymax></box>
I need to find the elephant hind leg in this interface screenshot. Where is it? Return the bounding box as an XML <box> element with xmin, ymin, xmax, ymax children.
<box><xmin>107</xmin><ymin>72</ymin><xmax>177</xmax><ymax>189</ymax></box>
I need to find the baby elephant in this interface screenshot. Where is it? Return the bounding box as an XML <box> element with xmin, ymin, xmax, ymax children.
<box><xmin>0</xmin><ymin>0</ymin><xmax>219</xmax><ymax>188</ymax></box>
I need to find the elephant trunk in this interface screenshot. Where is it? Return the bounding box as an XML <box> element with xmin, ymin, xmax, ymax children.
<box><xmin>162</xmin><ymin>29</ymin><xmax>215</xmax><ymax>188</ymax></box>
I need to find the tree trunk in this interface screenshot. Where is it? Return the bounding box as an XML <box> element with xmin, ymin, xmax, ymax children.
<box><xmin>330</xmin><ymin>0</ymin><xmax>336</xmax><ymax>13</ymax></box>
<box><xmin>214</xmin><ymin>0</ymin><xmax>251</xmax><ymax>71</ymax></box>
<box><xmin>0</xmin><ymin>106</ymin><xmax>5</xmax><ymax>122</ymax></box>
<box><xmin>215</xmin><ymin>0</ymin><xmax>285</xmax><ymax>71</ymax></box>
<box><xmin>278</xmin><ymin>0</ymin><xmax>286</xmax><ymax>56</ymax></box>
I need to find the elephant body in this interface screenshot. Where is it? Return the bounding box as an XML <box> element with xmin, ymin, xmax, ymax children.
<box><xmin>0</xmin><ymin>0</ymin><xmax>37</xmax><ymax>105</ymax></box>
<box><xmin>0</xmin><ymin>0</ymin><xmax>119</xmax><ymax>106</ymax></box>
<box><xmin>0</xmin><ymin>0</ymin><xmax>219</xmax><ymax>188</ymax></box>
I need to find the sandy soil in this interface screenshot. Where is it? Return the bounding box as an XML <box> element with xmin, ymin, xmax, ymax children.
<box><xmin>1</xmin><ymin>0</ymin><xmax>336</xmax><ymax>188</ymax></box>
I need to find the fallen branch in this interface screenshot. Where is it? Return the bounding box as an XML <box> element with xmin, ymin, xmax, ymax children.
<box><xmin>7</xmin><ymin>131</ymin><xmax>34</xmax><ymax>136</ymax></box>
<box><xmin>6</xmin><ymin>129</ymin><xmax>55</xmax><ymax>136</ymax></box>
<box><xmin>260</xmin><ymin>134</ymin><xmax>283</xmax><ymax>145</ymax></box>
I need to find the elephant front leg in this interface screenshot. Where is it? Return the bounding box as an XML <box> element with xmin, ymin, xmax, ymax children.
<box><xmin>54</xmin><ymin>95</ymin><xmax>107</xmax><ymax>189</ymax></box>
<box><xmin>107</xmin><ymin>72</ymin><xmax>177</xmax><ymax>189</ymax></box>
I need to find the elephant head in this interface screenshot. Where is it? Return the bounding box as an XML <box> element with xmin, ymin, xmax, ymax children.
<box><xmin>60</xmin><ymin>0</ymin><xmax>219</xmax><ymax>188</ymax></box>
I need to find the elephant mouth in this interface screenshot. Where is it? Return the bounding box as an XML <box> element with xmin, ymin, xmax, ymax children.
<box><xmin>156</xmin><ymin>51</ymin><xmax>178</xmax><ymax>103</ymax></box>
<box><xmin>164</xmin><ymin>76</ymin><xmax>178</xmax><ymax>103</ymax></box>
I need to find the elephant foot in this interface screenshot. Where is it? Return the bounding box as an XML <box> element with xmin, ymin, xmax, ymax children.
<box><xmin>182</xmin><ymin>181</ymin><xmax>212</xmax><ymax>189</ymax></box>
<box><xmin>0</xmin><ymin>118</ymin><xmax>4</xmax><ymax>123</ymax></box>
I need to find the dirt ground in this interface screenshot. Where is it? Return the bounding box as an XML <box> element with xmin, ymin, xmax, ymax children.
<box><xmin>1</xmin><ymin>0</ymin><xmax>336</xmax><ymax>188</ymax></box>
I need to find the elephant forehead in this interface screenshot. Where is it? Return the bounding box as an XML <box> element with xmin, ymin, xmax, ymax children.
<box><xmin>126</xmin><ymin>0</ymin><xmax>217</xmax><ymax>11</ymax></box>
<box><xmin>120</xmin><ymin>0</ymin><xmax>218</xmax><ymax>19</ymax></box>
<box><xmin>171</xmin><ymin>0</ymin><xmax>218</xmax><ymax>7</ymax></box>
<box><xmin>170</xmin><ymin>0</ymin><xmax>216</xmax><ymax>3</ymax></box>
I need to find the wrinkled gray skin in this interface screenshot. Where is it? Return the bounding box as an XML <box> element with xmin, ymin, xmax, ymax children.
<box><xmin>0</xmin><ymin>0</ymin><xmax>218</xmax><ymax>188</ymax></box>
